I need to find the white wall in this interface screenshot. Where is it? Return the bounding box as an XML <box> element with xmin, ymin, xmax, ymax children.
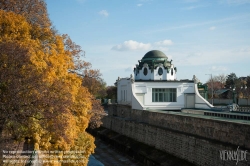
<box><xmin>131</xmin><ymin>83</ymin><xmax>144</xmax><ymax>110</ymax></box>
<box><xmin>117</xmin><ymin>78</ymin><xmax>132</xmax><ymax>105</ymax></box>
<box><xmin>167</xmin><ymin>65</ymin><xmax>176</xmax><ymax>80</ymax></box>
<box><xmin>153</xmin><ymin>66</ymin><xmax>167</xmax><ymax>80</ymax></box>
<box><xmin>132</xmin><ymin>82</ymin><xmax>195</xmax><ymax>110</ymax></box>
<box><xmin>140</xmin><ymin>67</ymin><xmax>151</xmax><ymax>80</ymax></box>
<box><xmin>194</xmin><ymin>84</ymin><xmax>214</xmax><ymax>109</ymax></box>
<box><xmin>134</xmin><ymin>65</ymin><xmax>176</xmax><ymax>81</ymax></box>
<box><xmin>117</xmin><ymin>78</ymin><xmax>213</xmax><ymax>110</ymax></box>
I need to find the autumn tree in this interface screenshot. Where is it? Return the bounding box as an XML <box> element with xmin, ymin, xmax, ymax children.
<box><xmin>246</xmin><ymin>76</ymin><xmax>250</xmax><ymax>98</ymax></box>
<box><xmin>237</xmin><ymin>77</ymin><xmax>248</xmax><ymax>99</ymax></box>
<box><xmin>68</xmin><ymin>59</ymin><xmax>107</xmax><ymax>129</ymax></box>
<box><xmin>0</xmin><ymin>10</ymin><xmax>95</xmax><ymax>165</ymax></box>
<box><xmin>70</xmin><ymin>65</ymin><xmax>106</xmax><ymax>130</ymax></box>
<box><xmin>77</xmin><ymin>62</ymin><xmax>107</xmax><ymax>129</ymax></box>
<box><xmin>206</xmin><ymin>74</ymin><xmax>227</xmax><ymax>98</ymax></box>
<box><xmin>0</xmin><ymin>0</ymin><xmax>51</xmax><ymax>27</ymax></box>
<box><xmin>247</xmin><ymin>76</ymin><xmax>250</xmax><ymax>89</ymax></box>
<box><xmin>106</xmin><ymin>86</ymin><xmax>117</xmax><ymax>100</ymax></box>
<box><xmin>79</xmin><ymin>62</ymin><xmax>107</xmax><ymax>98</ymax></box>
<box><xmin>88</xmin><ymin>99</ymin><xmax>106</xmax><ymax>129</ymax></box>
<box><xmin>215</xmin><ymin>74</ymin><xmax>227</xmax><ymax>89</ymax></box>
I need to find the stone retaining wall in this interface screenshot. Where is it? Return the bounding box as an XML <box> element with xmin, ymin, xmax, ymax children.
<box><xmin>102</xmin><ymin>104</ymin><xmax>250</xmax><ymax>166</ymax></box>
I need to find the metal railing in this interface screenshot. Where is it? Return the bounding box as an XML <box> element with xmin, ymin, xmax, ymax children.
<box><xmin>237</xmin><ymin>107</ymin><xmax>250</xmax><ymax>113</ymax></box>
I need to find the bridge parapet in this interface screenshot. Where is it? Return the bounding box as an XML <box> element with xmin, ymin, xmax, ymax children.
<box><xmin>107</xmin><ymin>104</ymin><xmax>250</xmax><ymax>149</ymax></box>
<box><xmin>103</xmin><ymin>104</ymin><xmax>250</xmax><ymax>165</ymax></box>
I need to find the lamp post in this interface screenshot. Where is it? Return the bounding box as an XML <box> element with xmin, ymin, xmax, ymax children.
<box><xmin>241</xmin><ymin>85</ymin><xmax>247</xmax><ymax>100</ymax></box>
<box><xmin>206</xmin><ymin>74</ymin><xmax>213</xmax><ymax>105</ymax></box>
<box><xmin>230</xmin><ymin>86</ymin><xmax>236</xmax><ymax>103</ymax></box>
<box><xmin>241</xmin><ymin>85</ymin><xmax>247</xmax><ymax>91</ymax></box>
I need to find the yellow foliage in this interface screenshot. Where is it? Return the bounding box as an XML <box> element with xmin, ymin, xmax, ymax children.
<box><xmin>238</xmin><ymin>92</ymin><xmax>244</xmax><ymax>99</ymax></box>
<box><xmin>0</xmin><ymin>10</ymin><xmax>31</xmax><ymax>41</ymax></box>
<box><xmin>0</xmin><ymin>10</ymin><xmax>96</xmax><ymax>165</ymax></box>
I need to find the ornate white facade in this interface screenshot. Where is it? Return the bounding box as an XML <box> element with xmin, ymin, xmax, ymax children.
<box><xmin>134</xmin><ymin>50</ymin><xmax>177</xmax><ymax>81</ymax></box>
<box><xmin>116</xmin><ymin>50</ymin><xmax>213</xmax><ymax>111</ymax></box>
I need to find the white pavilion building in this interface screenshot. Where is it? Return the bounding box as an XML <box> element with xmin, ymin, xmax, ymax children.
<box><xmin>115</xmin><ymin>50</ymin><xmax>213</xmax><ymax>111</ymax></box>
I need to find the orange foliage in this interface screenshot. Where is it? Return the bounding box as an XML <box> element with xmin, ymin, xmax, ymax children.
<box><xmin>0</xmin><ymin>10</ymin><xmax>95</xmax><ymax>165</ymax></box>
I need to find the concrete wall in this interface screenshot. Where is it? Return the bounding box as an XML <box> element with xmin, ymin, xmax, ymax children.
<box><xmin>103</xmin><ymin>104</ymin><xmax>250</xmax><ymax>166</ymax></box>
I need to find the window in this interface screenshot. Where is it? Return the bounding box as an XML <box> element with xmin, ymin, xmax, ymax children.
<box><xmin>124</xmin><ymin>90</ymin><xmax>125</xmax><ymax>101</ymax></box>
<box><xmin>158</xmin><ymin>67</ymin><xmax>163</xmax><ymax>75</ymax></box>
<box><xmin>143</xmin><ymin>68</ymin><xmax>148</xmax><ymax>76</ymax></box>
<box><xmin>121</xmin><ymin>90</ymin><xmax>123</xmax><ymax>101</ymax></box>
<box><xmin>152</xmin><ymin>88</ymin><xmax>177</xmax><ymax>102</ymax></box>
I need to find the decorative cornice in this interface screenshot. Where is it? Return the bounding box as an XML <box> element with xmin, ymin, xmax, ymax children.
<box><xmin>143</xmin><ymin>63</ymin><xmax>148</xmax><ymax>68</ymax></box>
<box><xmin>158</xmin><ymin>63</ymin><xmax>163</xmax><ymax>67</ymax></box>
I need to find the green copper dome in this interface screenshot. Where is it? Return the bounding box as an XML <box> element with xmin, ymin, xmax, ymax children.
<box><xmin>135</xmin><ymin>50</ymin><xmax>171</xmax><ymax>71</ymax></box>
<box><xmin>142</xmin><ymin>50</ymin><xmax>168</xmax><ymax>60</ymax></box>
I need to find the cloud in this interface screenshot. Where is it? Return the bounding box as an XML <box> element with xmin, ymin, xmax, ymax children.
<box><xmin>186</xmin><ymin>52</ymin><xmax>202</xmax><ymax>58</ymax></box>
<box><xmin>137</xmin><ymin>4</ymin><xmax>143</xmax><ymax>6</ymax></box>
<box><xmin>76</xmin><ymin>0</ymin><xmax>86</xmax><ymax>3</ymax></box>
<box><xmin>219</xmin><ymin>0</ymin><xmax>250</xmax><ymax>5</ymax></box>
<box><xmin>241</xmin><ymin>47</ymin><xmax>250</xmax><ymax>53</ymax></box>
<box><xmin>155</xmin><ymin>40</ymin><xmax>173</xmax><ymax>46</ymax></box>
<box><xmin>125</xmin><ymin>66</ymin><xmax>135</xmax><ymax>72</ymax></box>
<box><xmin>209</xmin><ymin>26</ymin><xmax>216</xmax><ymax>30</ymax></box>
<box><xmin>182</xmin><ymin>5</ymin><xmax>207</xmax><ymax>10</ymax></box>
<box><xmin>112</xmin><ymin>39</ymin><xmax>174</xmax><ymax>52</ymax></box>
<box><xmin>112</xmin><ymin>40</ymin><xmax>151</xmax><ymax>51</ymax></box>
<box><xmin>183</xmin><ymin>0</ymin><xmax>199</xmax><ymax>3</ymax></box>
<box><xmin>209</xmin><ymin>66</ymin><xmax>228</xmax><ymax>72</ymax></box>
<box><xmin>174</xmin><ymin>45</ymin><xmax>250</xmax><ymax>68</ymax></box>
<box><xmin>143</xmin><ymin>14</ymin><xmax>250</xmax><ymax>34</ymax></box>
<box><xmin>99</xmin><ymin>10</ymin><xmax>109</xmax><ymax>17</ymax></box>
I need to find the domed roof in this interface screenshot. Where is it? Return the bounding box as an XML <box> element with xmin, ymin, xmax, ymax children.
<box><xmin>142</xmin><ymin>50</ymin><xmax>167</xmax><ymax>60</ymax></box>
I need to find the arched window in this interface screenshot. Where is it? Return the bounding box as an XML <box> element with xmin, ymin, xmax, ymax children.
<box><xmin>143</xmin><ymin>68</ymin><xmax>148</xmax><ymax>76</ymax></box>
<box><xmin>158</xmin><ymin>67</ymin><xmax>163</xmax><ymax>75</ymax></box>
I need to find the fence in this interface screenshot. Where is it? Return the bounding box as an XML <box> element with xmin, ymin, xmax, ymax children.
<box><xmin>208</xmin><ymin>98</ymin><xmax>250</xmax><ymax>106</ymax></box>
<box><xmin>208</xmin><ymin>99</ymin><xmax>232</xmax><ymax>105</ymax></box>
<box><xmin>237</xmin><ymin>107</ymin><xmax>250</xmax><ymax>113</ymax></box>
<box><xmin>238</xmin><ymin>98</ymin><xmax>250</xmax><ymax>105</ymax></box>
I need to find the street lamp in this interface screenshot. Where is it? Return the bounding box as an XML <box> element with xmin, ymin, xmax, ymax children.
<box><xmin>241</xmin><ymin>85</ymin><xmax>247</xmax><ymax>98</ymax></box>
<box><xmin>206</xmin><ymin>74</ymin><xmax>213</xmax><ymax>105</ymax></box>
<box><xmin>241</xmin><ymin>85</ymin><xmax>247</xmax><ymax>90</ymax></box>
<box><xmin>230</xmin><ymin>86</ymin><xmax>236</xmax><ymax>103</ymax></box>
<box><xmin>229</xmin><ymin>85</ymin><xmax>247</xmax><ymax>106</ymax></box>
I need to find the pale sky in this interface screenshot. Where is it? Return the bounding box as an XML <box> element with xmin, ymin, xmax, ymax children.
<box><xmin>46</xmin><ymin>0</ymin><xmax>250</xmax><ymax>86</ymax></box>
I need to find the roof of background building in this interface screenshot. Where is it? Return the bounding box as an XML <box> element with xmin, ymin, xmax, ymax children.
<box><xmin>214</xmin><ymin>89</ymin><xmax>230</xmax><ymax>95</ymax></box>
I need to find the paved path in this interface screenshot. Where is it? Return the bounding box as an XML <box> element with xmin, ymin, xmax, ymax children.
<box><xmin>90</xmin><ymin>139</ymin><xmax>141</xmax><ymax>166</ymax></box>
